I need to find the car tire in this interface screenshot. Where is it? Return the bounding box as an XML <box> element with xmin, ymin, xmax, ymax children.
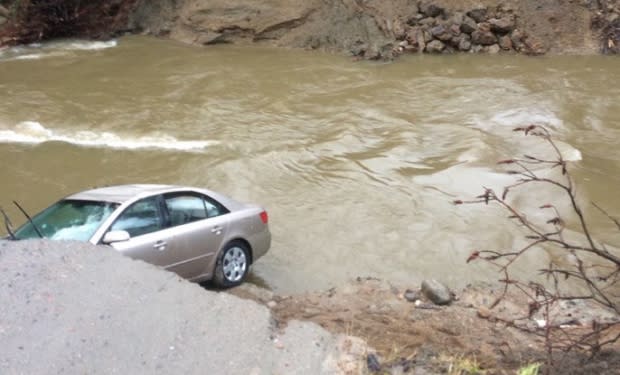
<box><xmin>213</xmin><ymin>241</ymin><xmax>250</xmax><ymax>288</ymax></box>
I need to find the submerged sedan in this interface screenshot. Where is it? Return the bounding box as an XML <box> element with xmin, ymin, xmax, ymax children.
<box><xmin>10</xmin><ymin>184</ymin><xmax>271</xmax><ymax>287</ymax></box>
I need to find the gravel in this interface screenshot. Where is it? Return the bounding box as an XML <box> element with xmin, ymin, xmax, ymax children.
<box><xmin>0</xmin><ymin>240</ymin><xmax>355</xmax><ymax>374</ymax></box>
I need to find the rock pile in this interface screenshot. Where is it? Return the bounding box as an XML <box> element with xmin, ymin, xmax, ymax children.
<box><xmin>391</xmin><ymin>2</ymin><xmax>546</xmax><ymax>56</ymax></box>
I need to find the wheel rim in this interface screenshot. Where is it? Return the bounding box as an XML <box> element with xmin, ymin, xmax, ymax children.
<box><xmin>222</xmin><ymin>246</ymin><xmax>247</xmax><ymax>282</ymax></box>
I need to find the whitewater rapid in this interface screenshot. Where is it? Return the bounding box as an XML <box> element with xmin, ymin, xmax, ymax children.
<box><xmin>0</xmin><ymin>121</ymin><xmax>217</xmax><ymax>152</ymax></box>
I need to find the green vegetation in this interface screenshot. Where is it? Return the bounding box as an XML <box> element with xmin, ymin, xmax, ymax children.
<box><xmin>518</xmin><ymin>362</ymin><xmax>541</xmax><ymax>375</ymax></box>
<box><xmin>446</xmin><ymin>354</ymin><xmax>485</xmax><ymax>375</ymax></box>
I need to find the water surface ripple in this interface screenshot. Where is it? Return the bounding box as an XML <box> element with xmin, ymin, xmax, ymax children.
<box><xmin>1</xmin><ymin>36</ymin><xmax>619</xmax><ymax>292</ymax></box>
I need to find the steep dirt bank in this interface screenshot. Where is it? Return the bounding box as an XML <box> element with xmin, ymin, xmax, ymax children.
<box><xmin>126</xmin><ymin>0</ymin><xmax>619</xmax><ymax>58</ymax></box>
<box><xmin>1</xmin><ymin>0</ymin><xmax>619</xmax><ymax>57</ymax></box>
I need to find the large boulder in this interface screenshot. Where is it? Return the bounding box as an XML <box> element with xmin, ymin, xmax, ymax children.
<box><xmin>421</xmin><ymin>279</ymin><xmax>453</xmax><ymax>305</ymax></box>
<box><xmin>169</xmin><ymin>0</ymin><xmax>319</xmax><ymax>44</ymax></box>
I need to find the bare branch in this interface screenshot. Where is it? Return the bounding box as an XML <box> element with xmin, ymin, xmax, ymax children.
<box><xmin>457</xmin><ymin>125</ymin><xmax>620</xmax><ymax>361</ymax></box>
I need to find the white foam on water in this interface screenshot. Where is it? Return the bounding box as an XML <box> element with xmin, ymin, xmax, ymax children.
<box><xmin>13</xmin><ymin>53</ymin><xmax>48</xmax><ymax>60</ymax></box>
<box><xmin>0</xmin><ymin>40</ymin><xmax>117</xmax><ymax>61</ymax></box>
<box><xmin>468</xmin><ymin>108</ymin><xmax>582</xmax><ymax>163</ymax></box>
<box><xmin>490</xmin><ymin>108</ymin><xmax>564</xmax><ymax>130</ymax></box>
<box><xmin>50</xmin><ymin>40</ymin><xmax>118</xmax><ymax>51</ymax></box>
<box><xmin>0</xmin><ymin>121</ymin><xmax>217</xmax><ymax>153</ymax></box>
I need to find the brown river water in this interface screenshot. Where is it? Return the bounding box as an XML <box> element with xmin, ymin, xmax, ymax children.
<box><xmin>1</xmin><ymin>36</ymin><xmax>619</xmax><ymax>293</ymax></box>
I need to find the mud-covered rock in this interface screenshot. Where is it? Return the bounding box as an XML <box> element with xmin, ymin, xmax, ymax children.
<box><xmin>523</xmin><ymin>35</ymin><xmax>547</xmax><ymax>55</ymax></box>
<box><xmin>510</xmin><ymin>28</ymin><xmax>525</xmax><ymax>45</ymax></box>
<box><xmin>421</xmin><ymin>279</ymin><xmax>453</xmax><ymax>305</ymax></box>
<box><xmin>471</xmin><ymin>29</ymin><xmax>497</xmax><ymax>45</ymax></box>
<box><xmin>499</xmin><ymin>35</ymin><xmax>513</xmax><ymax>50</ymax></box>
<box><xmin>460</xmin><ymin>15</ymin><xmax>478</xmax><ymax>34</ymax></box>
<box><xmin>425</xmin><ymin>39</ymin><xmax>445</xmax><ymax>53</ymax></box>
<box><xmin>467</xmin><ymin>6</ymin><xmax>488</xmax><ymax>23</ymax></box>
<box><xmin>489</xmin><ymin>16</ymin><xmax>515</xmax><ymax>33</ymax></box>
<box><xmin>457</xmin><ymin>34</ymin><xmax>472</xmax><ymax>51</ymax></box>
<box><xmin>419</xmin><ymin>2</ymin><xmax>444</xmax><ymax>18</ymax></box>
<box><xmin>450</xmin><ymin>12</ymin><xmax>464</xmax><ymax>25</ymax></box>
<box><xmin>404</xmin><ymin>289</ymin><xmax>419</xmax><ymax>302</ymax></box>
<box><xmin>488</xmin><ymin>44</ymin><xmax>501</xmax><ymax>53</ymax></box>
<box><xmin>448</xmin><ymin>23</ymin><xmax>461</xmax><ymax>37</ymax></box>
<box><xmin>431</xmin><ymin>24</ymin><xmax>452</xmax><ymax>41</ymax></box>
<box><xmin>418</xmin><ymin>17</ymin><xmax>437</xmax><ymax>27</ymax></box>
<box><xmin>422</xmin><ymin>28</ymin><xmax>433</xmax><ymax>43</ymax></box>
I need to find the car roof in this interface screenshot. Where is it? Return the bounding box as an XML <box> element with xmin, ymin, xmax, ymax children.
<box><xmin>66</xmin><ymin>184</ymin><xmax>193</xmax><ymax>204</ymax></box>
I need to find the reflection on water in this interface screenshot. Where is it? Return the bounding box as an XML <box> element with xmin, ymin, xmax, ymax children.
<box><xmin>1</xmin><ymin>36</ymin><xmax>619</xmax><ymax>292</ymax></box>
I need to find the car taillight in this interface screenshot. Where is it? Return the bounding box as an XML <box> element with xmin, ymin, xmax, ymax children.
<box><xmin>259</xmin><ymin>210</ymin><xmax>268</xmax><ymax>224</ymax></box>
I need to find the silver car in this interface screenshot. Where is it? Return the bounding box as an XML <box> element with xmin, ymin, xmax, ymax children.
<box><xmin>10</xmin><ymin>184</ymin><xmax>271</xmax><ymax>287</ymax></box>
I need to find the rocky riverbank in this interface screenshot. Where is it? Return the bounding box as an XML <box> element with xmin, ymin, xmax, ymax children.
<box><xmin>128</xmin><ymin>0</ymin><xmax>620</xmax><ymax>59</ymax></box>
<box><xmin>3</xmin><ymin>239</ymin><xmax>618</xmax><ymax>374</ymax></box>
<box><xmin>230</xmin><ymin>278</ymin><xmax>620</xmax><ymax>374</ymax></box>
<box><xmin>1</xmin><ymin>0</ymin><xmax>619</xmax><ymax>58</ymax></box>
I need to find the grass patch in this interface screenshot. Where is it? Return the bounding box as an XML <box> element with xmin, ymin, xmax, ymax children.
<box><xmin>518</xmin><ymin>363</ymin><xmax>541</xmax><ymax>375</ymax></box>
<box><xmin>443</xmin><ymin>354</ymin><xmax>486</xmax><ymax>375</ymax></box>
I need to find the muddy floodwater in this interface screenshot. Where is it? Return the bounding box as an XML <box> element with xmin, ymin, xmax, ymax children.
<box><xmin>1</xmin><ymin>36</ymin><xmax>619</xmax><ymax>292</ymax></box>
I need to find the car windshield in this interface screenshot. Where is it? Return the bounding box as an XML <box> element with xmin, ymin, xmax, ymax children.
<box><xmin>14</xmin><ymin>199</ymin><xmax>119</xmax><ymax>241</ymax></box>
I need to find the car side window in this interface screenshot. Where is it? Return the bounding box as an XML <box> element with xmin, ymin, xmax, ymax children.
<box><xmin>165</xmin><ymin>194</ymin><xmax>208</xmax><ymax>227</ymax></box>
<box><xmin>110</xmin><ymin>197</ymin><xmax>163</xmax><ymax>238</ymax></box>
<box><xmin>204</xmin><ymin>197</ymin><xmax>227</xmax><ymax>218</ymax></box>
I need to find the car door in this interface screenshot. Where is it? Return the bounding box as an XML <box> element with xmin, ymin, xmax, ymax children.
<box><xmin>162</xmin><ymin>192</ymin><xmax>230</xmax><ymax>280</ymax></box>
<box><xmin>106</xmin><ymin>195</ymin><xmax>177</xmax><ymax>270</ymax></box>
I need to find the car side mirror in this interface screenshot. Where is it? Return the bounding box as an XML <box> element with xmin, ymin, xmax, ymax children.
<box><xmin>102</xmin><ymin>230</ymin><xmax>130</xmax><ymax>244</ymax></box>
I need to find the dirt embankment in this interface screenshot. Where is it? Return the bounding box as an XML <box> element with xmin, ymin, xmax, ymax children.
<box><xmin>2</xmin><ymin>239</ymin><xmax>619</xmax><ymax>374</ymax></box>
<box><xmin>128</xmin><ymin>0</ymin><xmax>620</xmax><ymax>58</ymax></box>
<box><xmin>230</xmin><ymin>278</ymin><xmax>620</xmax><ymax>374</ymax></box>
<box><xmin>1</xmin><ymin>0</ymin><xmax>619</xmax><ymax>57</ymax></box>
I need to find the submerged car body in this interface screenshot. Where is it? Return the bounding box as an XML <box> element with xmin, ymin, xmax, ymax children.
<box><xmin>12</xmin><ymin>184</ymin><xmax>271</xmax><ymax>287</ymax></box>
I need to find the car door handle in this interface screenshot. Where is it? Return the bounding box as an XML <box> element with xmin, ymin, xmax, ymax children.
<box><xmin>211</xmin><ymin>226</ymin><xmax>222</xmax><ymax>234</ymax></box>
<box><xmin>153</xmin><ymin>240</ymin><xmax>167</xmax><ymax>251</ymax></box>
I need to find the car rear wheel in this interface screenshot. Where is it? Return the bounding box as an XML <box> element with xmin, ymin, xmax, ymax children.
<box><xmin>213</xmin><ymin>241</ymin><xmax>250</xmax><ymax>288</ymax></box>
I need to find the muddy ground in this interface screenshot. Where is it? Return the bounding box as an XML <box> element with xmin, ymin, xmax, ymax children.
<box><xmin>230</xmin><ymin>278</ymin><xmax>620</xmax><ymax>374</ymax></box>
